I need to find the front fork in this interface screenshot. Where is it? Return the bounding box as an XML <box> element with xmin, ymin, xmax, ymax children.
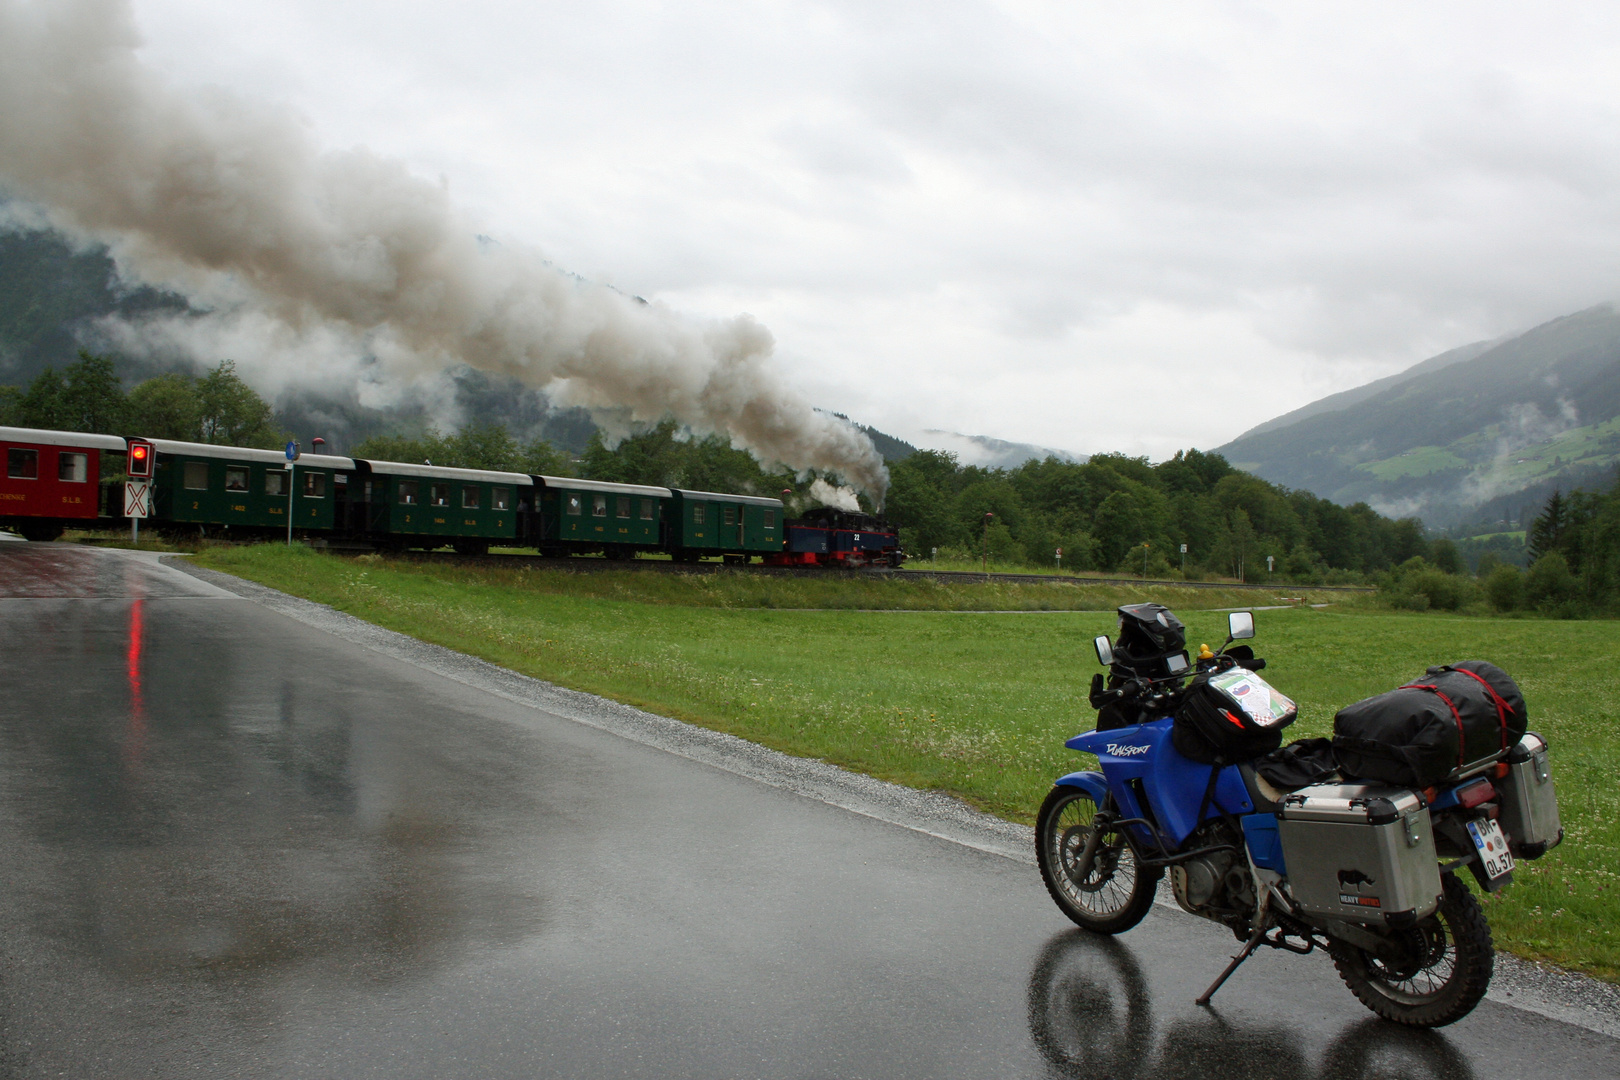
<box><xmin>1070</xmin><ymin>806</ymin><xmax>1112</xmax><ymax>884</ymax></box>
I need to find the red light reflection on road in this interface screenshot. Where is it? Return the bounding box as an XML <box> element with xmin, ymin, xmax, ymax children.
<box><xmin>126</xmin><ymin>594</ymin><xmax>146</xmax><ymax>763</ymax></box>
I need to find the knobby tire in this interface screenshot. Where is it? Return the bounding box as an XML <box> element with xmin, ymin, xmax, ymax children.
<box><xmin>1036</xmin><ymin>785</ymin><xmax>1159</xmax><ymax>934</ymax></box>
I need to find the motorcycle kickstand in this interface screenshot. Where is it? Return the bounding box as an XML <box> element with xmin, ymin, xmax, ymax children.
<box><xmin>1196</xmin><ymin>890</ymin><xmax>1276</xmax><ymax>1007</ymax></box>
<box><xmin>1195</xmin><ymin>924</ymin><xmax>1266</xmax><ymax>1006</ymax></box>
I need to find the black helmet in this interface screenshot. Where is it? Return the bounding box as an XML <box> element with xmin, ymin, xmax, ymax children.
<box><xmin>1113</xmin><ymin>603</ymin><xmax>1186</xmax><ymax>669</ymax></box>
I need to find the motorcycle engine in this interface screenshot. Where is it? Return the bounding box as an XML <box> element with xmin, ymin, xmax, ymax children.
<box><xmin>1169</xmin><ymin>821</ymin><xmax>1257</xmax><ymax>921</ymax></box>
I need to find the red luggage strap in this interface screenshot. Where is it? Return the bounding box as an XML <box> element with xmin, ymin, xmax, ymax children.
<box><xmin>1442</xmin><ymin>666</ymin><xmax>1514</xmax><ymax>751</ymax></box>
<box><xmin>1400</xmin><ymin>683</ymin><xmax>1467</xmax><ymax>767</ymax></box>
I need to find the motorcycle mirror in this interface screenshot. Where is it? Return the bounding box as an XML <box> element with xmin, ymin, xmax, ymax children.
<box><xmin>1228</xmin><ymin>611</ymin><xmax>1255</xmax><ymax>641</ymax></box>
<box><xmin>1094</xmin><ymin>635</ymin><xmax>1114</xmax><ymax>667</ymax></box>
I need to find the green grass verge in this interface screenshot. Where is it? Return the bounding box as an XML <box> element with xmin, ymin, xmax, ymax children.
<box><xmin>191</xmin><ymin>544</ymin><xmax>1619</xmax><ymax>982</ymax></box>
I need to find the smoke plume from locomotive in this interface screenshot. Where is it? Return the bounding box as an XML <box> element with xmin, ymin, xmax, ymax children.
<box><xmin>0</xmin><ymin>0</ymin><xmax>888</xmax><ymax>502</ymax></box>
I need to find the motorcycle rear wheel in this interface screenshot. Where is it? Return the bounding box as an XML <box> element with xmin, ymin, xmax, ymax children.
<box><xmin>1328</xmin><ymin>873</ymin><xmax>1494</xmax><ymax>1027</ymax></box>
<box><xmin>1036</xmin><ymin>785</ymin><xmax>1159</xmax><ymax>934</ymax></box>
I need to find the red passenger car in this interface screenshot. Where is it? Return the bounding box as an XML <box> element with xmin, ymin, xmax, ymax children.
<box><xmin>0</xmin><ymin>426</ymin><xmax>126</xmax><ymax>541</ymax></box>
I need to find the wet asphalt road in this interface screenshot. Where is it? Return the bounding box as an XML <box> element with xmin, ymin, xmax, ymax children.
<box><xmin>0</xmin><ymin>543</ymin><xmax>1615</xmax><ymax>1079</ymax></box>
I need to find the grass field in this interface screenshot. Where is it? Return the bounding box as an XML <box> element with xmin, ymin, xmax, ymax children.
<box><xmin>192</xmin><ymin>544</ymin><xmax>1619</xmax><ymax>982</ymax></box>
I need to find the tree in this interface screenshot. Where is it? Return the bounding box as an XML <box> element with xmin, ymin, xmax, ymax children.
<box><xmin>1524</xmin><ymin>551</ymin><xmax>1582</xmax><ymax>614</ymax></box>
<box><xmin>1222</xmin><ymin>508</ymin><xmax>1259</xmax><ymax>582</ymax></box>
<box><xmin>16</xmin><ymin>367</ymin><xmax>70</xmax><ymax>430</ymax></box>
<box><xmin>1527</xmin><ymin>491</ymin><xmax>1569</xmax><ymax>564</ymax></box>
<box><xmin>1092</xmin><ymin>488</ymin><xmax>1163</xmax><ymax>569</ymax></box>
<box><xmin>127</xmin><ymin>372</ymin><xmax>204</xmax><ymax>440</ymax></box>
<box><xmin>445</xmin><ymin>423</ymin><xmax>520</xmax><ymax>472</ymax></box>
<box><xmin>56</xmin><ymin>351</ymin><xmax>128</xmax><ymax>433</ymax></box>
<box><xmin>1431</xmin><ymin>538</ymin><xmax>1463</xmax><ymax>575</ymax></box>
<box><xmin>1482</xmin><ymin>564</ymin><xmax>1524</xmax><ymax>612</ymax></box>
<box><xmin>581</xmin><ymin>423</ymin><xmax>681</xmax><ymax>486</ymax></box>
<box><xmin>197</xmin><ymin>360</ymin><xmax>278</xmax><ymax>447</ymax></box>
<box><xmin>0</xmin><ymin>385</ymin><xmax>22</xmax><ymax>426</ymax></box>
<box><xmin>521</xmin><ymin>438</ymin><xmax>572</xmax><ymax>477</ymax></box>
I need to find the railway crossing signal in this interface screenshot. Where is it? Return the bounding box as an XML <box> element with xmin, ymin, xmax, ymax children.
<box><xmin>127</xmin><ymin>439</ymin><xmax>154</xmax><ymax>478</ymax></box>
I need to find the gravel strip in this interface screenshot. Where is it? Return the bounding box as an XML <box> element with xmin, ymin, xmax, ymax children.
<box><xmin>162</xmin><ymin>553</ymin><xmax>1620</xmax><ymax>1039</ymax></box>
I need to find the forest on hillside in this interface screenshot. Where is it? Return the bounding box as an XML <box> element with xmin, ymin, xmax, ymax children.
<box><xmin>1462</xmin><ymin>481</ymin><xmax>1620</xmax><ymax>617</ymax></box>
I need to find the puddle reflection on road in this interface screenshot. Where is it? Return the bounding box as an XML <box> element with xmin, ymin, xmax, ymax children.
<box><xmin>1027</xmin><ymin>930</ymin><xmax>1476</xmax><ymax>1080</ymax></box>
<box><xmin>0</xmin><ymin>601</ymin><xmax>553</xmax><ymax>990</ymax></box>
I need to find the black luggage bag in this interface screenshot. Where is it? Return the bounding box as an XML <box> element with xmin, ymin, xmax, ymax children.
<box><xmin>1332</xmin><ymin>660</ymin><xmax>1527</xmax><ymax>788</ymax></box>
<box><xmin>1173</xmin><ymin>665</ymin><xmax>1298</xmax><ymax>765</ymax></box>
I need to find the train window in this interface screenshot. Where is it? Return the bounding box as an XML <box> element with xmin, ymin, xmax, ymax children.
<box><xmin>462</xmin><ymin>486</ymin><xmax>480</xmax><ymax>509</ymax></box>
<box><xmin>593</xmin><ymin>494</ymin><xmax>607</xmax><ymax>517</ymax></box>
<box><xmin>692</xmin><ymin>503</ymin><xmax>705</xmax><ymax>525</ymax></box>
<box><xmin>764</xmin><ymin>509</ymin><xmax>775</xmax><ymax>528</ymax></box>
<box><xmin>640</xmin><ymin>499</ymin><xmax>654</xmax><ymax>520</ymax></box>
<box><xmin>266</xmin><ymin>470</ymin><xmax>286</xmax><ymax>496</ymax></box>
<box><xmin>304</xmin><ymin>472</ymin><xmax>326</xmax><ymax>498</ymax></box>
<box><xmin>6</xmin><ymin>448</ymin><xmax>37</xmax><ymax>479</ymax></box>
<box><xmin>58</xmin><ymin>452</ymin><xmax>88</xmax><ymax>483</ymax></box>
<box><xmin>184</xmin><ymin>461</ymin><xmax>209</xmax><ymax>490</ymax></box>
<box><xmin>225</xmin><ymin>467</ymin><xmax>249</xmax><ymax>492</ymax></box>
<box><xmin>616</xmin><ymin>496</ymin><xmax>630</xmax><ymax>518</ymax></box>
<box><xmin>430</xmin><ymin>483</ymin><xmax>449</xmax><ymax>506</ymax></box>
<box><xmin>493</xmin><ymin>487</ymin><xmax>510</xmax><ymax>511</ymax></box>
<box><xmin>723</xmin><ymin>507</ymin><xmax>737</xmax><ymax>526</ymax></box>
<box><xmin>399</xmin><ymin>481</ymin><xmax>419</xmax><ymax>505</ymax></box>
<box><xmin>566</xmin><ymin>493</ymin><xmax>582</xmax><ymax>515</ymax></box>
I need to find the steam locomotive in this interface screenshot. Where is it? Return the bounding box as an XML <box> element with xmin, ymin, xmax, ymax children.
<box><xmin>0</xmin><ymin>425</ymin><xmax>902</xmax><ymax>567</ymax></box>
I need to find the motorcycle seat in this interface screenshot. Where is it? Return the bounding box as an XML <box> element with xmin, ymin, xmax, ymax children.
<box><xmin>1237</xmin><ymin>762</ymin><xmax>1289</xmax><ymax>813</ymax></box>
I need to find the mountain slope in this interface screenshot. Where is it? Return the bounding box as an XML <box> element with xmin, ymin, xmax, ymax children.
<box><xmin>1220</xmin><ymin>305</ymin><xmax>1620</xmax><ymax>525</ymax></box>
<box><xmin>0</xmin><ymin>227</ymin><xmax>182</xmax><ymax>378</ymax></box>
<box><xmin>1235</xmin><ymin>337</ymin><xmax>1499</xmax><ymax>439</ymax></box>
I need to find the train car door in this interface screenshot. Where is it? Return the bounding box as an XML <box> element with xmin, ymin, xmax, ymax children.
<box><xmin>332</xmin><ymin>471</ymin><xmax>349</xmax><ymax>535</ymax></box>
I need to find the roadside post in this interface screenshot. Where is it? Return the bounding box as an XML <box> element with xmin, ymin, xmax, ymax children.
<box><xmin>285</xmin><ymin>440</ymin><xmax>300</xmax><ymax>545</ymax></box>
<box><xmin>1181</xmin><ymin>542</ymin><xmax>1188</xmax><ymax>575</ymax></box>
<box><xmin>981</xmin><ymin>512</ymin><xmax>994</xmax><ymax>578</ymax></box>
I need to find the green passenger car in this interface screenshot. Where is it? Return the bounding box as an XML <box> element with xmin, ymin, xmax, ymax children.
<box><xmin>534</xmin><ymin>476</ymin><xmax>672</xmax><ymax>557</ymax></box>
<box><xmin>357</xmin><ymin>461</ymin><xmax>533</xmax><ymax>553</ymax></box>
<box><xmin>145</xmin><ymin>439</ymin><xmax>357</xmax><ymax>535</ymax></box>
<box><xmin>666</xmin><ymin>489</ymin><xmax>784</xmax><ymax>562</ymax></box>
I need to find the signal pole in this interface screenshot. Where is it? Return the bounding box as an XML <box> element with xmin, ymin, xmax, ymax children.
<box><xmin>982</xmin><ymin>512</ymin><xmax>994</xmax><ymax>579</ymax></box>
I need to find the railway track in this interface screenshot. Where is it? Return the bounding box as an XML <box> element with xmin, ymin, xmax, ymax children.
<box><xmin>388</xmin><ymin>547</ymin><xmax>1375</xmax><ymax>593</ymax></box>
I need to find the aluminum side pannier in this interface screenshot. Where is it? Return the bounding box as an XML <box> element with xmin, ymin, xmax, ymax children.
<box><xmin>1496</xmin><ymin>732</ymin><xmax>1563</xmax><ymax>858</ymax></box>
<box><xmin>1276</xmin><ymin>783</ymin><xmax>1442</xmax><ymax>928</ymax></box>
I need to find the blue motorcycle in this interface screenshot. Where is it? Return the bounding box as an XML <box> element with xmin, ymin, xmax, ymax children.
<box><xmin>1036</xmin><ymin>605</ymin><xmax>1561</xmax><ymax>1028</ymax></box>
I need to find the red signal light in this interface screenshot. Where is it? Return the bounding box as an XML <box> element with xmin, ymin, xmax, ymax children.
<box><xmin>128</xmin><ymin>440</ymin><xmax>154</xmax><ymax>478</ymax></box>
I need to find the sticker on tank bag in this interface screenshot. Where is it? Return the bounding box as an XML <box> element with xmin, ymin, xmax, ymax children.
<box><xmin>1209</xmin><ymin>669</ymin><xmax>1297</xmax><ymax>727</ymax></box>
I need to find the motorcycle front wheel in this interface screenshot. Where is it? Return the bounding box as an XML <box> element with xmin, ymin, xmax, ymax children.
<box><xmin>1328</xmin><ymin>873</ymin><xmax>1494</xmax><ymax>1027</ymax></box>
<box><xmin>1036</xmin><ymin>785</ymin><xmax>1159</xmax><ymax>934</ymax></box>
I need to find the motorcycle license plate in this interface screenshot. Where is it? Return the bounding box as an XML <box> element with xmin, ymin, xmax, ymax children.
<box><xmin>1467</xmin><ymin>819</ymin><xmax>1515</xmax><ymax>881</ymax></box>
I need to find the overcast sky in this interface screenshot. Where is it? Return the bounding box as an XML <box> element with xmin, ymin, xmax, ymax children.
<box><xmin>116</xmin><ymin>1</ymin><xmax>1620</xmax><ymax>459</ymax></box>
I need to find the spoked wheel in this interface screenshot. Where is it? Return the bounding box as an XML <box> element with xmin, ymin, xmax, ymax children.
<box><xmin>1329</xmin><ymin>873</ymin><xmax>1494</xmax><ymax>1027</ymax></box>
<box><xmin>1036</xmin><ymin>785</ymin><xmax>1159</xmax><ymax>934</ymax></box>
